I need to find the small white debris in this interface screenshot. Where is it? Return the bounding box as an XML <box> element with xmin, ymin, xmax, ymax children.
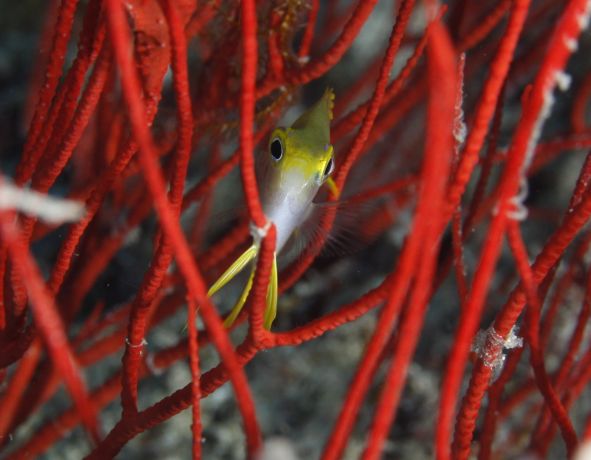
<box><xmin>256</xmin><ymin>437</ymin><xmax>300</xmax><ymax>460</ymax></box>
<box><xmin>472</xmin><ymin>326</ymin><xmax>523</xmax><ymax>381</ymax></box>
<box><xmin>564</xmin><ymin>35</ymin><xmax>578</xmax><ymax>52</ymax></box>
<box><xmin>472</xmin><ymin>327</ymin><xmax>504</xmax><ymax>370</ymax></box>
<box><xmin>507</xmin><ymin>177</ymin><xmax>530</xmax><ymax>221</ymax></box>
<box><xmin>125</xmin><ymin>337</ymin><xmax>148</xmax><ymax>348</ymax></box>
<box><xmin>453</xmin><ymin>54</ymin><xmax>467</xmax><ymax>149</ymax></box>
<box><xmin>576</xmin><ymin>0</ymin><xmax>591</xmax><ymax>30</ymax></box>
<box><xmin>574</xmin><ymin>440</ymin><xmax>591</xmax><ymax>460</ymax></box>
<box><xmin>144</xmin><ymin>352</ymin><xmax>164</xmax><ymax>376</ymax></box>
<box><xmin>555</xmin><ymin>71</ymin><xmax>572</xmax><ymax>92</ymax></box>
<box><xmin>454</xmin><ymin>120</ymin><xmax>467</xmax><ymax>147</ymax></box>
<box><xmin>577</xmin><ymin>12</ymin><xmax>590</xmax><ymax>31</ymax></box>
<box><xmin>249</xmin><ymin>219</ymin><xmax>271</xmax><ymax>245</ymax></box>
<box><xmin>0</xmin><ymin>180</ymin><xmax>85</xmax><ymax>224</ymax></box>
<box><xmin>523</xmin><ymin>88</ymin><xmax>554</xmax><ymax>178</ymax></box>
<box><xmin>506</xmin><ymin>200</ymin><xmax>528</xmax><ymax>221</ymax></box>
<box><xmin>503</xmin><ymin>326</ymin><xmax>524</xmax><ymax>349</ymax></box>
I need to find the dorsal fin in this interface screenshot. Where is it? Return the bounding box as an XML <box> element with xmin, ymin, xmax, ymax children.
<box><xmin>291</xmin><ymin>88</ymin><xmax>335</xmax><ymax>145</ymax></box>
<box><xmin>324</xmin><ymin>87</ymin><xmax>335</xmax><ymax>121</ymax></box>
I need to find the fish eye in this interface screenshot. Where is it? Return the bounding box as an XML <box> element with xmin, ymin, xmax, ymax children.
<box><xmin>324</xmin><ymin>157</ymin><xmax>334</xmax><ymax>177</ymax></box>
<box><xmin>270</xmin><ymin>137</ymin><xmax>283</xmax><ymax>161</ymax></box>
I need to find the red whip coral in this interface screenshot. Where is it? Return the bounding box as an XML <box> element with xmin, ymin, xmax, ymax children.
<box><xmin>1</xmin><ymin>1</ymin><xmax>591</xmax><ymax>459</ymax></box>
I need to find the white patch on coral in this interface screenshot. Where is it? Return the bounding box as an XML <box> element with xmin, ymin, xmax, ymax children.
<box><xmin>555</xmin><ymin>71</ymin><xmax>572</xmax><ymax>92</ymax></box>
<box><xmin>453</xmin><ymin>54</ymin><xmax>467</xmax><ymax>150</ymax></box>
<box><xmin>507</xmin><ymin>177</ymin><xmax>530</xmax><ymax>221</ymax></box>
<box><xmin>577</xmin><ymin>11</ymin><xmax>590</xmax><ymax>30</ymax></box>
<box><xmin>564</xmin><ymin>36</ymin><xmax>578</xmax><ymax>52</ymax></box>
<box><xmin>0</xmin><ymin>180</ymin><xmax>85</xmax><ymax>223</ymax></box>
<box><xmin>523</xmin><ymin>89</ymin><xmax>554</xmax><ymax>175</ymax></box>
<box><xmin>250</xmin><ymin>219</ymin><xmax>271</xmax><ymax>245</ymax></box>
<box><xmin>472</xmin><ymin>326</ymin><xmax>523</xmax><ymax>380</ymax></box>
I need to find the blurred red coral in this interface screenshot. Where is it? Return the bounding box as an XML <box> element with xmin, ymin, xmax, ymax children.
<box><xmin>2</xmin><ymin>0</ymin><xmax>591</xmax><ymax>459</ymax></box>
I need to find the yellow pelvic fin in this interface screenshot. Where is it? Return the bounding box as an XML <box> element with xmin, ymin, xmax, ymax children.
<box><xmin>192</xmin><ymin>244</ymin><xmax>280</xmax><ymax>330</ymax></box>
<box><xmin>208</xmin><ymin>244</ymin><xmax>258</xmax><ymax>298</ymax></box>
<box><xmin>325</xmin><ymin>177</ymin><xmax>340</xmax><ymax>199</ymax></box>
<box><xmin>263</xmin><ymin>254</ymin><xmax>279</xmax><ymax>330</ymax></box>
<box><xmin>223</xmin><ymin>266</ymin><xmax>255</xmax><ymax>328</ymax></box>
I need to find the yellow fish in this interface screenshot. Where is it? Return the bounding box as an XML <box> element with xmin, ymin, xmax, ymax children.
<box><xmin>208</xmin><ymin>88</ymin><xmax>338</xmax><ymax>330</ymax></box>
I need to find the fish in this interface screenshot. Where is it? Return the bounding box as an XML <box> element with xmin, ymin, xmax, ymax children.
<box><xmin>208</xmin><ymin>88</ymin><xmax>338</xmax><ymax>330</ymax></box>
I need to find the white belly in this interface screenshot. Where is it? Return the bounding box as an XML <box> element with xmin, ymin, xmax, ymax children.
<box><xmin>264</xmin><ymin>194</ymin><xmax>308</xmax><ymax>252</ymax></box>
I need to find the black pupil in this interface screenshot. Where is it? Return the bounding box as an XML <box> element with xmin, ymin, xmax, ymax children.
<box><xmin>270</xmin><ymin>139</ymin><xmax>282</xmax><ymax>160</ymax></box>
<box><xmin>324</xmin><ymin>157</ymin><xmax>333</xmax><ymax>176</ymax></box>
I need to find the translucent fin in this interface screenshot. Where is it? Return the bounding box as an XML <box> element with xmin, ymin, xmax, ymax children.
<box><xmin>207</xmin><ymin>244</ymin><xmax>258</xmax><ymax>297</ymax></box>
<box><xmin>263</xmin><ymin>254</ymin><xmax>279</xmax><ymax>330</ymax></box>
<box><xmin>223</xmin><ymin>266</ymin><xmax>255</xmax><ymax>328</ymax></box>
<box><xmin>279</xmin><ymin>198</ymin><xmax>381</xmax><ymax>264</ymax></box>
